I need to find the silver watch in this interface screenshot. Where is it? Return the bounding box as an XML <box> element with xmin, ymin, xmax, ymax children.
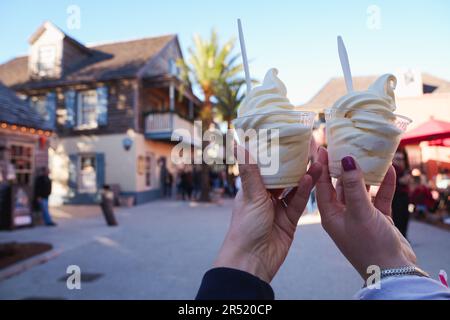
<box><xmin>381</xmin><ymin>265</ymin><xmax>430</xmax><ymax>279</ymax></box>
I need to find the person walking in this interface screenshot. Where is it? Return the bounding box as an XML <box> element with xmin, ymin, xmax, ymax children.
<box><xmin>33</xmin><ymin>167</ymin><xmax>56</xmax><ymax>227</ymax></box>
<box><xmin>392</xmin><ymin>149</ymin><xmax>412</xmax><ymax>238</ymax></box>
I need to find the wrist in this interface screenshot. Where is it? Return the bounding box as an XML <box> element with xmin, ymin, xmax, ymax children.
<box><xmin>213</xmin><ymin>243</ymin><xmax>271</xmax><ymax>284</ymax></box>
<box><xmin>361</xmin><ymin>257</ymin><xmax>417</xmax><ymax>281</ymax></box>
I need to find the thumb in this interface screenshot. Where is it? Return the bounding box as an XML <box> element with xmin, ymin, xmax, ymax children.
<box><xmin>340</xmin><ymin>156</ymin><xmax>372</xmax><ymax>220</ymax></box>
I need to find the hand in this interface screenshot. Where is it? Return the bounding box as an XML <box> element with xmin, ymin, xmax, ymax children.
<box><xmin>316</xmin><ymin>147</ymin><xmax>417</xmax><ymax>280</ymax></box>
<box><xmin>214</xmin><ymin>147</ymin><xmax>322</xmax><ymax>283</ymax></box>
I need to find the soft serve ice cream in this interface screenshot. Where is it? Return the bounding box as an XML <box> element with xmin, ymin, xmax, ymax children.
<box><xmin>326</xmin><ymin>74</ymin><xmax>411</xmax><ymax>185</ymax></box>
<box><xmin>233</xmin><ymin>68</ymin><xmax>314</xmax><ymax>189</ymax></box>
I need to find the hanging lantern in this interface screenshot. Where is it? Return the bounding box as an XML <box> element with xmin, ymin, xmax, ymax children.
<box><xmin>39</xmin><ymin>136</ymin><xmax>47</xmax><ymax>150</ymax></box>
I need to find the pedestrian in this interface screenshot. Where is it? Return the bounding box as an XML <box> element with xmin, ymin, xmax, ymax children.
<box><xmin>196</xmin><ymin>147</ymin><xmax>450</xmax><ymax>300</ymax></box>
<box><xmin>180</xmin><ymin>169</ymin><xmax>192</xmax><ymax>201</ymax></box>
<box><xmin>192</xmin><ymin>166</ymin><xmax>201</xmax><ymax>201</ymax></box>
<box><xmin>33</xmin><ymin>167</ymin><xmax>56</xmax><ymax>227</ymax></box>
<box><xmin>165</xmin><ymin>171</ymin><xmax>173</xmax><ymax>198</ymax></box>
<box><xmin>411</xmin><ymin>175</ymin><xmax>435</xmax><ymax>218</ymax></box>
<box><xmin>159</xmin><ymin>157</ymin><xmax>172</xmax><ymax>198</ymax></box>
<box><xmin>392</xmin><ymin>149</ymin><xmax>412</xmax><ymax>238</ymax></box>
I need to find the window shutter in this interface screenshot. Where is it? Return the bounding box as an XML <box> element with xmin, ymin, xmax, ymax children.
<box><xmin>68</xmin><ymin>154</ymin><xmax>78</xmax><ymax>195</ymax></box>
<box><xmin>96</xmin><ymin>153</ymin><xmax>105</xmax><ymax>189</ymax></box>
<box><xmin>64</xmin><ymin>90</ymin><xmax>76</xmax><ymax>128</ymax></box>
<box><xmin>46</xmin><ymin>92</ymin><xmax>56</xmax><ymax>129</ymax></box>
<box><xmin>96</xmin><ymin>86</ymin><xmax>108</xmax><ymax>126</ymax></box>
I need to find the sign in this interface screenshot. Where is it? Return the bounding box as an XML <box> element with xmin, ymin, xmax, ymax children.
<box><xmin>394</xmin><ymin>69</ymin><xmax>423</xmax><ymax>98</ymax></box>
<box><xmin>11</xmin><ymin>185</ymin><xmax>32</xmax><ymax>227</ymax></box>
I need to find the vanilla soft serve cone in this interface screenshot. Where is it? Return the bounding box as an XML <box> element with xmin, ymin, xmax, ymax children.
<box><xmin>233</xmin><ymin>68</ymin><xmax>315</xmax><ymax>189</ymax></box>
<box><xmin>325</xmin><ymin>74</ymin><xmax>412</xmax><ymax>185</ymax></box>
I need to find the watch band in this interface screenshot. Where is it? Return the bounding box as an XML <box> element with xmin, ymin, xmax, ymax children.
<box><xmin>381</xmin><ymin>265</ymin><xmax>430</xmax><ymax>279</ymax></box>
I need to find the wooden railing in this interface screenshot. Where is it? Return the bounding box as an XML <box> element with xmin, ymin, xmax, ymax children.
<box><xmin>145</xmin><ymin>112</ymin><xmax>202</xmax><ymax>146</ymax></box>
<box><xmin>145</xmin><ymin>112</ymin><xmax>173</xmax><ymax>132</ymax></box>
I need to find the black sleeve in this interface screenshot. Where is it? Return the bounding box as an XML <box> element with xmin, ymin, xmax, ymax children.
<box><xmin>196</xmin><ymin>268</ymin><xmax>275</xmax><ymax>300</ymax></box>
<box><xmin>34</xmin><ymin>177</ymin><xmax>42</xmax><ymax>198</ymax></box>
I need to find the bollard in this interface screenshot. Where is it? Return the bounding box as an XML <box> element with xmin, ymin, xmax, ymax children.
<box><xmin>100</xmin><ymin>185</ymin><xmax>118</xmax><ymax>226</ymax></box>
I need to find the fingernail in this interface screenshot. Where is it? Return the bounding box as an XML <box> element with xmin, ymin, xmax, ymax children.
<box><xmin>341</xmin><ymin>156</ymin><xmax>356</xmax><ymax>172</ymax></box>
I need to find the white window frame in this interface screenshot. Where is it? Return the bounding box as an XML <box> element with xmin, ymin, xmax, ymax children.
<box><xmin>77</xmin><ymin>154</ymin><xmax>97</xmax><ymax>194</ymax></box>
<box><xmin>37</xmin><ymin>45</ymin><xmax>56</xmax><ymax>76</ymax></box>
<box><xmin>76</xmin><ymin>90</ymin><xmax>99</xmax><ymax>130</ymax></box>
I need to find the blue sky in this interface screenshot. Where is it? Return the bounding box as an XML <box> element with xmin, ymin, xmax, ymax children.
<box><xmin>1</xmin><ymin>0</ymin><xmax>449</xmax><ymax>104</ymax></box>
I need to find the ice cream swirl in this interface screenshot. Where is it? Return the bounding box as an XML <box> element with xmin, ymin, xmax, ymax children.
<box><xmin>327</xmin><ymin>74</ymin><xmax>405</xmax><ymax>185</ymax></box>
<box><xmin>233</xmin><ymin>68</ymin><xmax>313</xmax><ymax>189</ymax></box>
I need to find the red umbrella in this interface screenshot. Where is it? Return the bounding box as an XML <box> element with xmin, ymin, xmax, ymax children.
<box><xmin>400</xmin><ymin>118</ymin><xmax>450</xmax><ymax>146</ymax></box>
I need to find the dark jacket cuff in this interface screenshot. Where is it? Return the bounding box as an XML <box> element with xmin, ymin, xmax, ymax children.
<box><xmin>196</xmin><ymin>267</ymin><xmax>275</xmax><ymax>300</ymax></box>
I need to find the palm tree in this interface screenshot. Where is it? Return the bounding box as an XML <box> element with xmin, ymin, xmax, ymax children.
<box><xmin>215</xmin><ymin>79</ymin><xmax>246</xmax><ymax>129</ymax></box>
<box><xmin>177</xmin><ymin>30</ymin><xmax>242</xmax><ymax>202</ymax></box>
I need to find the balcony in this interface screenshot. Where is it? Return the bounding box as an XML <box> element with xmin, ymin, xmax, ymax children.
<box><xmin>144</xmin><ymin>112</ymin><xmax>201</xmax><ymax>146</ymax></box>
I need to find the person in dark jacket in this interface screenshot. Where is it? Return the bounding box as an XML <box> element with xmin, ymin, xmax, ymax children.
<box><xmin>34</xmin><ymin>167</ymin><xmax>56</xmax><ymax>226</ymax></box>
<box><xmin>392</xmin><ymin>149</ymin><xmax>411</xmax><ymax>237</ymax></box>
<box><xmin>196</xmin><ymin>147</ymin><xmax>450</xmax><ymax>300</ymax></box>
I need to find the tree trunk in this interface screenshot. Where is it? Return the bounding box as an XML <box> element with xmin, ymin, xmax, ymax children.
<box><xmin>199</xmin><ymin>93</ymin><xmax>213</xmax><ymax>202</ymax></box>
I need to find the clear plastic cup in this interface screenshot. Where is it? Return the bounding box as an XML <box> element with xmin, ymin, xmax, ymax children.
<box><xmin>232</xmin><ymin>110</ymin><xmax>316</xmax><ymax>191</ymax></box>
<box><xmin>325</xmin><ymin>108</ymin><xmax>412</xmax><ymax>186</ymax></box>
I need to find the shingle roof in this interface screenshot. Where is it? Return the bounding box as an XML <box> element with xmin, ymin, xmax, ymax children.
<box><xmin>302</xmin><ymin>73</ymin><xmax>450</xmax><ymax>110</ymax></box>
<box><xmin>0</xmin><ymin>81</ymin><xmax>51</xmax><ymax>130</ymax></box>
<box><xmin>0</xmin><ymin>34</ymin><xmax>176</xmax><ymax>90</ymax></box>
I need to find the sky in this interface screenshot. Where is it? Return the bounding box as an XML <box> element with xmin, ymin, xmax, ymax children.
<box><xmin>1</xmin><ymin>0</ymin><xmax>450</xmax><ymax>104</ymax></box>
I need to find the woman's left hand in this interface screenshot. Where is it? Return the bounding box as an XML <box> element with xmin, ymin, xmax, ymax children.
<box><xmin>214</xmin><ymin>147</ymin><xmax>322</xmax><ymax>283</ymax></box>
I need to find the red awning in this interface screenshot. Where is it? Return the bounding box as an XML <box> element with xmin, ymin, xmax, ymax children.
<box><xmin>400</xmin><ymin>118</ymin><xmax>450</xmax><ymax>146</ymax></box>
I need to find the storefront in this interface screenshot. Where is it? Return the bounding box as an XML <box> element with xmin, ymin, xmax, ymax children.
<box><xmin>0</xmin><ymin>82</ymin><xmax>52</xmax><ymax>229</ymax></box>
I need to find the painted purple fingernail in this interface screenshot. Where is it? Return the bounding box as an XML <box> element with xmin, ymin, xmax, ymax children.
<box><xmin>341</xmin><ymin>156</ymin><xmax>356</xmax><ymax>172</ymax></box>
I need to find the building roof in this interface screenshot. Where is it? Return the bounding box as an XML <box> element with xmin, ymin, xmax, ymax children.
<box><xmin>302</xmin><ymin>73</ymin><xmax>450</xmax><ymax>110</ymax></box>
<box><xmin>0</xmin><ymin>81</ymin><xmax>51</xmax><ymax>130</ymax></box>
<box><xmin>0</xmin><ymin>34</ymin><xmax>176</xmax><ymax>90</ymax></box>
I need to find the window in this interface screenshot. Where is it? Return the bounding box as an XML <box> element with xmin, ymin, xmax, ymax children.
<box><xmin>30</xmin><ymin>95</ymin><xmax>48</xmax><ymax>121</ymax></box>
<box><xmin>77</xmin><ymin>90</ymin><xmax>98</xmax><ymax>129</ymax></box>
<box><xmin>29</xmin><ymin>93</ymin><xmax>56</xmax><ymax>128</ymax></box>
<box><xmin>145</xmin><ymin>154</ymin><xmax>152</xmax><ymax>187</ymax></box>
<box><xmin>168</xmin><ymin>58</ymin><xmax>179</xmax><ymax>76</ymax></box>
<box><xmin>37</xmin><ymin>45</ymin><xmax>56</xmax><ymax>75</ymax></box>
<box><xmin>9</xmin><ymin>144</ymin><xmax>34</xmax><ymax>185</ymax></box>
<box><xmin>78</xmin><ymin>155</ymin><xmax>97</xmax><ymax>193</ymax></box>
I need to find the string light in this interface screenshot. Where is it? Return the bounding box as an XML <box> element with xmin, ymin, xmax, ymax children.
<box><xmin>0</xmin><ymin>122</ymin><xmax>51</xmax><ymax>136</ymax></box>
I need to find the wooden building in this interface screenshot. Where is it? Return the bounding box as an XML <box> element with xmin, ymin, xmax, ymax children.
<box><xmin>0</xmin><ymin>21</ymin><xmax>201</xmax><ymax>205</ymax></box>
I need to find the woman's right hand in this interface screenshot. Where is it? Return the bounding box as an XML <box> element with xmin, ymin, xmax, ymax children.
<box><xmin>316</xmin><ymin>147</ymin><xmax>417</xmax><ymax>280</ymax></box>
